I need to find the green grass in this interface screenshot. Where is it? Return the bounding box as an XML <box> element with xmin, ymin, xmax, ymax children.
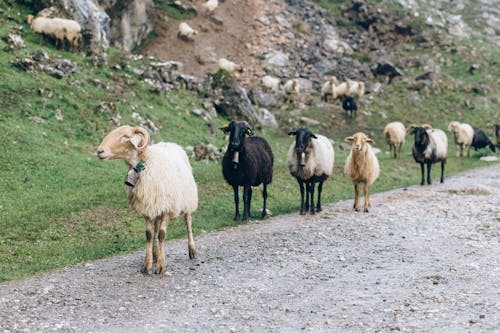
<box><xmin>0</xmin><ymin>1</ymin><xmax>498</xmax><ymax>282</ymax></box>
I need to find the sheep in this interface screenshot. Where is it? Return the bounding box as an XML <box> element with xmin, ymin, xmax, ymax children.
<box><xmin>344</xmin><ymin>132</ymin><xmax>380</xmax><ymax>212</ymax></box>
<box><xmin>26</xmin><ymin>14</ymin><xmax>81</xmax><ymax>51</ymax></box>
<box><xmin>262</xmin><ymin>75</ymin><xmax>281</xmax><ymax>92</ymax></box>
<box><xmin>447</xmin><ymin>121</ymin><xmax>474</xmax><ymax>157</ymax></box>
<box><xmin>342</xmin><ymin>95</ymin><xmax>357</xmax><ymax>119</ymax></box>
<box><xmin>178</xmin><ymin>22</ymin><xmax>198</xmax><ymax>41</ymax></box>
<box><xmin>408</xmin><ymin>124</ymin><xmax>448</xmax><ymax>185</ymax></box>
<box><xmin>217</xmin><ymin>58</ymin><xmax>242</xmax><ymax>74</ymax></box>
<box><xmin>97</xmin><ymin>125</ymin><xmax>198</xmax><ymax>275</ymax></box>
<box><xmin>220</xmin><ymin>120</ymin><xmax>273</xmax><ymax>221</ymax></box>
<box><xmin>495</xmin><ymin>124</ymin><xmax>500</xmax><ymax>148</ymax></box>
<box><xmin>383</xmin><ymin>121</ymin><xmax>406</xmax><ymax>158</ymax></box>
<box><xmin>471</xmin><ymin>127</ymin><xmax>496</xmax><ymax>153</ymax></box>
<box><xmin>346</xmin><ymin>79</ymin><xmax>365</xmax><ymax>99</ymax></box>
<box><xmin>202</xmin><ymin>0</ymin><xmax>219</xmax><ymax>15</ymax></box>
<box><xmin>321</xmin><ymin>76</ymin><xmax>339</xmax><ymax>103</ymax></box>
<box><xmin>283</xmin><ymin>78</ymin><xmax>300</xmax><ymax>104</ymax></box>
<box><xmin>287</xmin><ymin>128</ymin><xmax>334</xmax><ymax>215</ymax></box>
<box><xmin>331</xmin><ymin>79</ymin><xmax>350</xmax><ymax>101</ymax></box>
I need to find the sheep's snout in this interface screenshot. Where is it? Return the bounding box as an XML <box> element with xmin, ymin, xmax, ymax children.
<box><xmin>96</xmin><ymin>147</ymin><xmax>110</xmax><ymax>161</ymax></box>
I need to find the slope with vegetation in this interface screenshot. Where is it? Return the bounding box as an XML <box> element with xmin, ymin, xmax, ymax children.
<box><xmin>0</xmin><ymin>0</ymin><xmax>498</xmax><ymax>282</ymax></box>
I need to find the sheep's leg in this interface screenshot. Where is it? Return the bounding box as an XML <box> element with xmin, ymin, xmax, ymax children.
<box><xmin>426</xmin><ymin>162</ymin><xmax>432</xmax><ymax>185</ymax></box>
<box><xmin>419</xmin><ymin>163</ymin><xmax>425</xmax><ymax>186</ymax></box>
<box><xmin>298</xmin><ymin>179</ymin><xmax>306</xmax><ymax>215</ymax></box>
<box><xmin>397</xmin><ymin>144</ymin><xmax>402</xmax><ymax>158</ymax></box>
<box><xmin>354</xmin><ymin>183</ymin><xmax>360</xmax><ymax>211</ymax></box>
<box><xmin>316</xmin><ymin>180</ymin><xmax>324</xmax><ymax>212</ymax></box>
<box><xmin>261</xmin><ymin>183</ymin><xmax>268</xmax><ymax>218</ymax></box>
<box><xmin>242</xmin><ymin>185</ymin><xmax>252</xmax><ymax>221</ymax></box>
<box><xmin>363</xmin><ymin>184</ymin><xmax>370</xmax><ymax>213</ymax></box>
<box><xmin>153</xmin><ymin>217</ymin><xmax>161</xmax><ymax>263</ymax></box>
<box><xmin>155</xmin><ymin>215</ymin><xmax>170</xmax><ymax>275</ymax></box>
<box><xmin>232</xmin><ymin>184</ymin><xmax>240</xmax><ymax>221</ymax></box>
<box><xmin>185</xmin><ymin>213</ymin><xmax>196</xmax><ymax>259</ymax></box>
<box><xmin>141</xmin><ymin>217</ymin><xmax>154</xmax><ymax>274</ymax></box>
<box><xmin>440</xmin><ymin>161</ymin><xmax>445</xmax><ymax>183</ymax></box>
<box><xmin>304</xmin><ymin>182</ymin><xmax>310</xmax><ymax>212</ymax></box>
<box><xmin>456</xmin><ymin>145</ymin><xmax>460</xmax><ymax>157</ymax></box>
<box><xmin>309</xmin><ymin>182</ymin><xmax>316</xmax><ymax>215</ymax></box>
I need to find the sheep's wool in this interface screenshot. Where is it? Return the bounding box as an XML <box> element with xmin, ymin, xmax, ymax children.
<box><xmin>287</xmin><ymin>134</ymin><xmax>334</xmax><ymax>180</ymax></box>
<box><xmin>344</xmin><ymin>143</ymin><xmax>380</xmax><ymax>186</ymax></box>
<box><xmin>128</xmin><ymin>143</ymin><xmax>198</xmax><ymax>219</ymax></box>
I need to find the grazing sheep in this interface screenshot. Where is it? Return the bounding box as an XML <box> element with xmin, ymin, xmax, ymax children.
<box><xmin>342</xmin><ymin>95</ymin><xmax>357</xmax><ymax>119</ymax></box>
<box><xmin>408</xmin><ymin>124</ymin><xmax>448</xmax><ymax>185</ymax></box>
<box><xmin>262</xmin><ymin>75</ymin><xmax>281</xmax><ymax>92</ymax></box>
<box><xmin>220</xmin><ymin>121</ymin><xmax>273</xmax><ymax>221</ymax></box>
<box><xmin>97</xmin><ymin>125</ymin><xmax>198</xmax><ymax>275</ymax></box>
<box><xmin>217</xmin><ymin>58</ymin><xmax>242</xmax><ymax>74</ymax></box>
<box><xmin>346</xmin><ymin>79</ymin><xmax>365</xmax><ymax>99</ymax></box>
<box><xmin>321</xmin><ymin>76</ymin><xmax>339</xmax><ymax>103</ymax></box>
<box><xmin>344</xmin><ymin>132</ymin><xmax>380</xmax><ymax>212</ymax></box>
<box><xmin>283</xmin><ymin>78</ymin><xmax>300</xmax><ymax>104</ymax></box>
<box><xmin>288</xmin><ymin>128</ymin><xmax>334</xmax><ymax>215</ymax></box>
<box><xmin>178</xmin><ymin>22</ymin><xmax>198</xmax><ymax>41</ymax></box>
<box><xmin>495</xmin><ymin>124</ymin><xmax>500</xmax><ymax>148</ymax></box>
<box><xmin>383</xmin><ymin>121</ymin><xmax>406</xmax><ymax>158</ymax></box>
<box><xmin>331</xmin><ymin>79</ymin><xmax>350</xmax><ymax>101</ymax></box>
<box><xmin>26</xmin><ymin>14</ymin><xmax>81</xmax><ymax>51</ymax></box>
<box><xmin>447</xmin><ymin>121</ymin><xmax>474</xmax><ymax>157</ymax></box>
<box><xmin>471</xmin><ymin>127</ymin><xmax>496</xmax><ymax>153</ymax></box>
<box><xmin>202</xmin><ymin>0</ymin><xmax>219</xmax><ymax>15</ymax></box>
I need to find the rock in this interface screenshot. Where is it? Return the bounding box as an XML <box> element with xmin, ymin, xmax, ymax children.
<box><xmin>479</xmin><ymin>156</ymin><xmax>498</xmax><ymax>162</ymax></box>
<box><xmin>265</xmin><ymin>51</ymin><xmax>289</xmax><ymax>68</ymax></box>
<box><xmin>193</xmin><ymin>143</ymin><xmax>222</xmax><ymax>161</ymax></box>
<box><xmin>372</xmin><ymin>60</ymin><xmax>404</xmax><ymax>83</ymax></box>
<box><xmin>2</xmin><ymin>34</ymin><xmax>24</xmax><ymax>51</ymax></box>
<box><xmin>299</xmin><ymin>116</ymin><xmax>320</xmax><ymax>127</ymax></box>
<box><xmin>257</xmin><ymin>108</ymin><xmax>278</xmax><ymax>128</ymax></box>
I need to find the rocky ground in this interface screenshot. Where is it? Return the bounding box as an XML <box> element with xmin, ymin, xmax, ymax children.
<box><xmin>0</xmin><ymin>163</ymin><xmax>498</xmax><ymax>333</ymax></box>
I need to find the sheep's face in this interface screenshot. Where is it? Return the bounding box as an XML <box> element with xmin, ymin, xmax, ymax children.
<box><xmin>345</xmin><ymin>132</ymin><xmax>374</xmax><ymax>152</ymax></box>
<box><xmin>409</xmin><ymin>127</ymin><xmax>429</xmax><ymax>149</ymax></box>
<box><xmin>447</xmin><ymin>121</ymin><xmax>459</xmax><ymax>133</ymax></box>
<box><xmin>289</xmin><ymin>128</ymin><xmax>317</xmax><ymax>168</ymax></box>
<box><xmin>97</xmin><ymin>125</ymin><xmax>150</xmax><ymax>162</ymax></box>
<box><xmin>220</xmin><ymin>121</ymin><xmax>254</xmax><ymax>151</ymax></box>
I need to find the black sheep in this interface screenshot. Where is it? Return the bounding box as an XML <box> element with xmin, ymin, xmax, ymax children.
<box><xmin>342</xmin><ymin>95</ymin><xmax>357</xmax><ymax>118</ymax></box>
<box><xmin>472</xmin><ymin>127</ymin><xmax>496</xmax><ymax>153</ymax></box>
<box><xmin>220</xmin><ymin>121</ymin><xmax>274</xmax><ymax>221</ymax></box>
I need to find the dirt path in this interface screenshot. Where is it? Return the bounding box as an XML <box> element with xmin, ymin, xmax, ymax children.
<box><xmin>1</xmin><ymin>163</ymin><xmax>499</xmax><ymax>332</ymax></box>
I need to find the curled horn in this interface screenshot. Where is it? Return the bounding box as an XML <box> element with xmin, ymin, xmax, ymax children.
<box><xmin>243</xmin><ymin>121</ymin><xmax>254</xmax><ymax>136</ymax></box>
<box><xmin>422</xmin><ymin>123</ymin><xmax>433</xmax><ymax>130</ymax></box>
<box><xmin>132</xmin><ymin>126</ymin><xmax>150</xmax><ymax>151</ymax></box>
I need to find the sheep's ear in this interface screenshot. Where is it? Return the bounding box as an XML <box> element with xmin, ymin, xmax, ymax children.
<box><xmin>406</xmin><ymin>124</ymin><xmax>417</xmax><ymax>135</ymax></box>
<box><xmin>245</xmin><ymin>127</ymin><xmax>255</xmax><ymax>136</ymax></box>
<box><xmin>219</xmin><ymin>123</ymin><xmax>230</xmax><ymax>134</ymax></box>
<box><xmin>367</xmin><ymin>138</ymin><xmax>375</xmax><ymax>146</ymax></box>
<box><xmin>288</xmin><ymin>129</ymin><xmax>297</xmax><ymax>136</ymax></box>
<box><xmin>422</xmin><ymin>123</ymin><xmax>433</xmax><ymax>130</ymax></box>
<box><xmin>344</xmin><ymin>136</ymin><xmax>354</xmax><ymax>143</ymax></box>
<box><xmin>131</xmin><ymin>127</ymin><xmax>149</xmax><ymax>151</ymax></box>
<box><xmin>311</xmin><ymin>134</ymin><xmax>318</xmax><ymax>139</ymax></box>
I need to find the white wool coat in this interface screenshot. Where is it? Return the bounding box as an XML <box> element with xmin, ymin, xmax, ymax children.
<box><xmin>287</xmin><ymin>134</ymin><xmax>334</xmax><ymax>180</ymax></box>
<box><xmin>344</xmin><ymin>142</ymin><xmax>380</xmax><ymax>186</ymax></box>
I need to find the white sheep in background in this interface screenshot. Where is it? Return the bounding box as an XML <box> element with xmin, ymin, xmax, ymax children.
<box><xmin>97</xmin><ymin>125</ymin><xmax>198</xmax><ymax>275</ymax></box>
<box><xmin>283</xmin><ymin>78</ymin><xmax>300</xmax><ymax>104</ymax></box>
<box><xmin>447</xmin><ymin>121</ymin><xmax>474</xmax><ymax>157</ymax></box>
<box><xmin>26</xmin><ymin>14</ymin><xmax>81</xmax><ymax>51</ymax></box>
<box><xmin>408</xmin><ymin>124</ymin><xmax>448</xmax><ymax>185</ymax></box>
<box><xmin>202</xmin><ymin>0</ymin><xmax>219</xmax><ymax>15</ymax></box>
<box><xmin>178</xmin><ymin>22</ymin><xmax>198</xmax><ymax>41</ymax></box>
<box><xmin>347</xmin><ymin>79</ymin><xmax>365</xmax><ymax>99</ymax></box>
<box><xmin>288</xmin><ymin>128</ymin><xmax>334</xmax><ymax>215</ymax></box>
<box><xmin>344</xmin><ymin>132</ymin><xmax>380</xmax><ymax>212</ymax></box>
<box><xmin>262</xmin><ymin>75</ymin><xmax>281</xmax><ymax>92</ymax></box>
<box><xmin>321</xmin><ymin>76</ymin><xmax>339</xmax><ymax>103</ymax></box>
<box><xmin>217</xmin><ymin>58</ymin><xmax>242</xmax><ymax>74</ymax></box>
<box><xmin>383</xmin><ymin>121</ymin><xmax>406</xmax><ymax>158</ymax></box>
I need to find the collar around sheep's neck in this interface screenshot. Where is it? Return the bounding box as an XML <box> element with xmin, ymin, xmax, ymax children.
<box><xmin>133</xmin><ymin>160</ymin><xmax>146</xmax><ymax>173</ymax></box>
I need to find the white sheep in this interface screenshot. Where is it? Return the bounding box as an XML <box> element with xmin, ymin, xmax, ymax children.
<box><xmin>262</xmin><ymin>75</ymin><xmax>281</xmax><ymax>92</ymax></box>
<box><xmin>447</xmin><ymin>121</ymin><xmax>474</xmax><ymax>157</ymax></box>
<box><xmin>202</xmin><ymin>0</ymin><xmax>219</xmax><ymax>15</ymax></box>
<box><xmin>321</xmin><ymin>76</ymin><xmax>339</xmax><ymax>103</ymax></box>
<box><xmin>283</xmin><ymin>78</ymin><xmax>300</xmax><ymax>104</ymax></box>
<box><xmin>178</xmin><ymin>22</ymin><xmax>198</xmax><ymax>41</ymax></box>
<box><xmin>344</xmin><ymin>132</ymin><xmax>380</xmax><ymax>212</ymax></box>
<box><xmin>26</xmin><ymin>14</ymin><xmax>81</xmax><ymax>52</ymax></box>
<box><xmin>97</xmin><ymin>125</ymin><xmax>198</xmax><ymax>275</ymax></box>
<box><xmin>383</xmin><ymin>121</ymin><xmax>406</xmax><ymax>158</ymax></box>
<box><xmin>217</xmin><ymin>58</ymin><xmax>242</xmax><ymax>74</ymax></box>
<box><xmin>346</xmin><ymin>79</ymin><xmax>365</xmax><ymax>99</ymax></box>
<box><xmin>288</xmin><ymin>128</ymin><xmax>334</xmax><ymax>215</ymax></box>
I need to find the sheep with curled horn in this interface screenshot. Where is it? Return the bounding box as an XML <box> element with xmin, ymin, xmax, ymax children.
<box><xmin>287</xmin><ymin>128</ymin><xmax>334</xmax><ymax>215</ymax></box>
<box><xmin>220</xmin><ymin>121</ymin><xmax>274</xmax><ymax>221</ymax></box>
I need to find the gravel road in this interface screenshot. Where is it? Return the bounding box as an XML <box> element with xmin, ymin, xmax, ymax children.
<box><xmin>1</xmin><ymin>163</ymin><xmax>499</xmax><ymax>333</ymax></box>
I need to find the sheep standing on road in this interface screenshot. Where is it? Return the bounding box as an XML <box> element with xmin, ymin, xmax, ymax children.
<box><xmin>288</xmin><ymin>128</ymin><xmax>334</xmax><ymax>215</ymax></box>
<box><xmin>97</xmin><ymin>126</ymin><xmax>198</xmax><ymax>275</ymax></box>
<box><xmin>383</xmin><ymin>121</ymin><xmax>406</xmax><ymax>158</ymax></box>
<box><xmin>408</xmin><ymin>124</ymin><xmax>448</xmax><ymax>185</ymax></box>
<box><xmin>471</xmin><ymin>127</ymin><xmax>496</xmax><ymax>153</ymax></box>
<box><xmin>221</xmin><ymin>121</ymin><xmax>274</xmax><ymax>221</ymax></box>
<box><xmin>344</xmin><ymin>132</ymin><xmax>380</xmax><ymax>212</ymax></box>
<box><xmin>447</xmin><ymin>121</ymin><xmax>474</xmax><ymax>157</ymax></box>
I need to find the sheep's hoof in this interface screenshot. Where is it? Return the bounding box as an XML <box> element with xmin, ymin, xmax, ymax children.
<box><xmin>189</xmin><ymin>248</ymin><xmax>196</xmax><ymax>260</ymax></box>
<box><xmin>364</xmin><ymin>208</ymin><xmax>369</xmax><ymax>213</ymax></box>
<box><xmin>299</xmin><ymin>210</ymin><xmax>306</xmax><ymax>215</ymax></box>
<box><xmin>141</xmin><ymin>266</ymin><xmax>153</xmax><ymax>275</ymax></box>
<box><xmin>155</xmin><ymin>264</ymin><xmax>167</xmax><ymax>275</ymax></box>
<box><xmin>316</xmin><ymin>207</ymin><xmax>322</xmax><ymax>213</ymax></box>
<box><xmin>354</xmin><ymin>207</ymin><xmax>360</xmax><ymax>212</ymax></box>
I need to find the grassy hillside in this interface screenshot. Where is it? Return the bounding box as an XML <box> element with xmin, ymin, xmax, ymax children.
<box><xmin>0</xmin><ymin>1</ymin><xmax>498</xmax><ymax>282</ymax></box>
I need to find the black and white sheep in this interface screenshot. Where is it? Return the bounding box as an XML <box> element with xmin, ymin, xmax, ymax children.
<box><xmin>408</xmin><ymin>124</ymin><xmax>448</xmax><ymax>185</ymax></box>
<box><xmin>471</xmin><ymin>127</ymin><xmax>496</xmax><ymax>153</ymax></box>
<box><xmin>342</xmin><ymin>95</ymin><xmax>357</xmax><ymax>119</ymax></box>
<box><xmin>97</xmin><ymin>126</ymin><xmax>198</xmax><ymax>275</ymax></box>
<box><xmin>220</xmin><ymin>121</ymin><xmax>274</xmax><ymax>221</ymax></box>
<box><xmin>287</xmin><ymin>128</ymin><xmax>334</xmax><ymax>215</ymax></box>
